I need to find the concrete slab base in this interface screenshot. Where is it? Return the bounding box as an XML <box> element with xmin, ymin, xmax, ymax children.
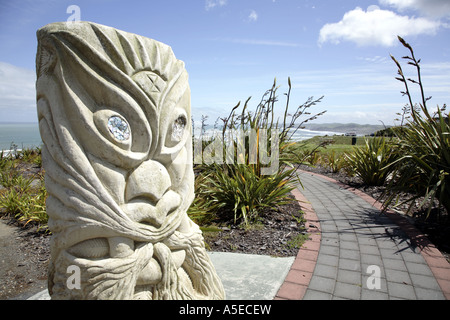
<box><xmin>28</xmin><ymin>252</ymin><xmax>295</xmax><ymax>300</ymax></box>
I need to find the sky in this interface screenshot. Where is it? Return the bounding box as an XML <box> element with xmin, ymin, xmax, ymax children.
<box><xmin>0</xmin><ymin>0</ymin><xmax>449</xmax><ymax>126</ymax></box>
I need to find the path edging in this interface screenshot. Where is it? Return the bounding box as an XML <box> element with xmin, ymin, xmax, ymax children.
<box><xmin>275</xmin><ymin>188</ymin><xmax>321</xmax><ymax>300</ymax></box>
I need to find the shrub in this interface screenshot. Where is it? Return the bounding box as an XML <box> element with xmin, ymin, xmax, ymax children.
<box><xmin>323</xmin><ymin>150</ymin><xmax>348</xmax><ymax>173</ymax></box>
<box><xmin>0</xmin><ymin>149</ymin><xmax>48</xmax><ymax>231</ymax></box>
<box><xmin>204</xmin><ymin>163</ymin><xmax>297</xmax><ymax>225</ymax></box>
<box><xmin>345</xmin><ymin>137</ymin><xmax>398</xmax><ymax>186</ymax></box>
<box><xmin>383</xmin><ymin>37</ymin><xmax>449</xmax><ymax>217</ymax></box>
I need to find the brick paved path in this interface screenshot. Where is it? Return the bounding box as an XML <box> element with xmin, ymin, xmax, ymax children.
<box><xmin>276</xmin><ymin>171</ymin><xmax>450</xmax><ymax>300</ymax></box>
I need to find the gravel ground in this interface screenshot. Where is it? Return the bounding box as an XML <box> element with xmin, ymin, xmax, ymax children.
<box><xmin>0</xmin><ymin>219</ymin><xmax>49</xmax><ymax>300</ymax></box>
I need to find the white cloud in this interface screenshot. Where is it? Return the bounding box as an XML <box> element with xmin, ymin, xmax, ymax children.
<box><xmin>318</xmin><ymin>6</ymin><xmax>441</xmax><ymax>47</ymax></box>
<box><xmin>0</xmin><ymin>62</ymin><xmax>36</xmax><ymax>122</ymax></box>
<box><xmin>357</xmin><ymin>55</ymin><xmax>389</xmax><ymax>64</ymax></box>
<box><xmin>248</xmin><ymin>10</ymin><xmax>258</xmax><ymax>22</ymax></box>
<box><xmin>205</xmin><ymin>0</ymin><xmax>227</xmax><ymax>11</ymax></box>
<box><xmin>379</xmin><ymin>0</ymin><xmax>450</xmax><ymax>18</ymax></box>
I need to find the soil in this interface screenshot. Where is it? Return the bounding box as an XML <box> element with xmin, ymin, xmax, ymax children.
<box><xmin>0</xmin><ymin>219</ymin><xmax>49</xmax><ymax>300</ymax></box>
<box><xmin>0</xmin><ymin>164</ymin><xmax>448</xmax><ymax>299</ymax></box>
<box><xmin>203</xmin><ymin>198</ymin><xmax>306</xmax><ymax>257</ymax></box>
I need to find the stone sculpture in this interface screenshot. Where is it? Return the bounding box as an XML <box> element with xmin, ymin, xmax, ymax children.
<box><xmin>36</xmin><ymin>21</ymin><xmax>225</xmax><ymax>300</ymax></box>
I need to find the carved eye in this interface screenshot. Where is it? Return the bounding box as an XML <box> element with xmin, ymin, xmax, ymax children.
<box><xmin>164</xmin><ymin>113</ymin><xmax>188</xmax><ymax>149</ymax></box>
<box><xmin>171</xmin><ymin>115</ymin><xmax>187</xmax><ymax>142</ymax></box>
<box><xmin>108</xmin><ymin>116</ymin><xmax>130</xmax><ymax>141</ymax></box>
<box><xmin>94</xmin><ymin>110</ymin><xmax>133</xmax><ymax>149</ymax></box>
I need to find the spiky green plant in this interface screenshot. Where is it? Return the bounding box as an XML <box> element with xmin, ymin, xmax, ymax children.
<box><xmin>0</xmin><ymin>148</ymin><xmax>48</xmax><ymax>231</ymax></box>
<box><xmin>345</xmin><ymin>137</ymin><xmax>398</xmax><ymax>186</ymax></box>
<box><xmin>203</xmin><ymin>163</ymin><xmax>296</xmax><ymax>226</ymax></box>
<box><xmin>383</xmin><ymin>36</ymin><xmax>450</xmax><ymax>217</ymax></box>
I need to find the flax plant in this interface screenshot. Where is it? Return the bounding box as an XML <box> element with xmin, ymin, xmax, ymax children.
<box><xmin>345</xmin><ymin>137</ymin><xmax>398</xmax><ymax>186</ymax></box>
<box><xmin>383</xmin><ymin>36</ymin><xmax>450</xmax><ymax>217</ymax></box>
<box><xmin>0</xmin><ymin>148</ymin><xmax>48</xmax><ymax>231</ymax></box>
<box><xmin>193</xmin><ymin>78</ymin><xmax>325</xmax><ymax>227</ymax></box>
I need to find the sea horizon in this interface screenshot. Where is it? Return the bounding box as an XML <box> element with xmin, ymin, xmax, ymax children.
<box><xmin>0</xmin><ymin>122</ymin><xmax>344</xmax><ymax>152</ymax></box>
<box><xmin>0</xmin><ymin>123</ymin><xmax>42</xmax><ymax>151</ymax></box>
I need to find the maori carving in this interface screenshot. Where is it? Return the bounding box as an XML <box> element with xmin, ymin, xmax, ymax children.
<box><xmin>36</xmin><ymin>21</ymin><xmax>225</xmax><ymax>300</ymax></box>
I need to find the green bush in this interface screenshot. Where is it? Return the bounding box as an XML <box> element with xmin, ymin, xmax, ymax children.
<box><xmin>204</xmin><ymin>163</ymin><xmax>296</xmax><ymax>226</ymax></box>
<box><xmin>0</xmin><ymin>149</ymin><xmax>48</xmax><ymax>231</ymax></box>
<box><xmin>345</xmin><ymin>137</ymin><xmax>398</xmax><ymax>186</ymax></box>
<box><xmin>383</xmin><ymin>37</ymin><xmax>449</xmax><ymax>217</ymax></box>
<box><xmin>323</xmin><ymin>150</ymin><xmax>348</xmax><ymax>173</ymax></box>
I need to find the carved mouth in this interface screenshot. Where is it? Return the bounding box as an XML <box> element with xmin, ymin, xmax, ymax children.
<box><xmin>121</xmin><ymin>190</ymin><xmax>181</xmax><ymax>228</ymax></box>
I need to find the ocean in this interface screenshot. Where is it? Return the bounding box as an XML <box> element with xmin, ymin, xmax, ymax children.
<box><xmin>0</xmin><ymin>123</ymin><xmax>340</xmax><ymax>152</ymax></box>
<box><xmin>0</xmin><ymin>123</ymin><xmax>42</xmax><ymax>151</ymax></box>
<box><xmin>194</xmin><ymin>125</ymin><xmax>340</xmax><ymax>142</ymax></box>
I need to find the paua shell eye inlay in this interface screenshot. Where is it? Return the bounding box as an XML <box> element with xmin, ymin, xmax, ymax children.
<box><xmin>171</xmin><ymin>116</ymin><xmax>186</xmax><ymax>142</ymax></box>
<box><xmin>108</xmin><ymin>116</ymin><xmax>130</xmax><ymax>141</ymax></box>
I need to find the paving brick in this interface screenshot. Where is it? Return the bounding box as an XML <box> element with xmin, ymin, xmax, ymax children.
<box><xmin>334</xmin><ymin>282</ymin><xmax>361</xmax><ymax>300</ymax></box>
<box><xmin>383</xmin><ymin>258</ymin><xmax>407</xmax><ymax>271</ymax></box>
<box><xmin>340</xmin><ymin>249</ymin><xmax>360</xmax><ymax>260</ymax></box>
<box><xmin>340</xmin><ymin>240</ymin><xmax>359</xmax><ymax>251</ymax></box>
<box><xmin>339</xmin><ymin>259</ymin><xmax>361</xmax><ymax>272</ymax></box>
<box><xmin>285</xmin><ymin>270</ymin><xmax>312</xmax><ymax>286</ymax></box>
<box><xmin>319</xmin><ymin>244</ymin><xmax>339</xmax><ymax>256</ymax></box>
<box><xmin>302</xmin><ymin>289</ymin><xmax>332</xmax><ymax>300</ymax></box>
<box><xmin>360</xmin><ymin>253</ymin><xmax>383</xmax><ymax>267</ymax></box>
<box><xmin>409</xmin><ymin>273</ymin><xmax>441</xmax><ymax>291</ymax></box>
<box><xmin>291</xmin><ymin>258</ymin><xmax>316</xmax><ymax>273</ymax></box>
<box><xmin>307</xmin><ymin>276</ymin><xmax>335</xmax><ymax>294</ymax></box>
<box><xmin>276</xmin><ymin>282</ymin><xmax>307</xmax><ymax>300</ymax></box>
<box><xmin>406</xmin><ymin>261</ymin><xmax>434</xmax><ymax>276</ymax></box>
<box><xmin>359</xmin><ymin>244</ymin><xmax>380</xmax><ymax>255</ymax></box>
<box><xmin>302</xmin><ymin>240</ymin><xmax>320</xmax><ymax>252</ymax></box>
<box><xmin>388</xmin><ymin>282</ymin><xmax>416</xmax><ymax>299</ymax></box>
<box><xmin>414</xmin><ymin>287</ymin><xmax>446</xmax><ymax>300</ymax></box>
<box><xmin>337</xmin><ymin>269</ymin><xmax>361</xmax><ymax>286</ymax></box>
<box><xmin>385</xmin><ymin>269</ymin><xmax>411</xmax><ymax>284</ymax></box>
<box><xmin>361</xmin><ymin>289</ymin><xmax>389</xmax><ymax>300</ymax></box>
<box><xmin>297</xmin><ymin>249</ymin><xmax>319</xmax><ymax>262</ymax></box>
<box><xmin>316</xmin><ymin>253</ymin><xmax>339</xmax><ymax>267</ymax></box>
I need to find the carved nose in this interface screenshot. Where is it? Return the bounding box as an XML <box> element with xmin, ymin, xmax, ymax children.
<box><xmin>125</xmin><ymin>160</ymin><xmax>171</xmax><ymax>203</ymax></box>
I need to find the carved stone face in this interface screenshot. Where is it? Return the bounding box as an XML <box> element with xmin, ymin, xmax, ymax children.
<box><xmin>36</xmin><ymin>22</ymin><xmax>224</xmax><ymax>300</ymax></box>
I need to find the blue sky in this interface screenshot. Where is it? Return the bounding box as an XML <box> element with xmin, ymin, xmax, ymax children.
<box><xmin>1</xmin><ymin>0</ymin><xmax>449</xmax><ymax>125</ymax></box>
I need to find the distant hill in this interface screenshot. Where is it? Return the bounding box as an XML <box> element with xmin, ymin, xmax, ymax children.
<box><xmin>303</xmin><ymin>123</ymin><xmax>388</xmax><ymax>136</ymax></box>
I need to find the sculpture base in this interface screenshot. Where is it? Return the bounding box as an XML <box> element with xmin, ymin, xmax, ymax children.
<box><xmin>28</xmin><ymin>252</ymin><xmax>294</xmax><ymax>300</ymax></box>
